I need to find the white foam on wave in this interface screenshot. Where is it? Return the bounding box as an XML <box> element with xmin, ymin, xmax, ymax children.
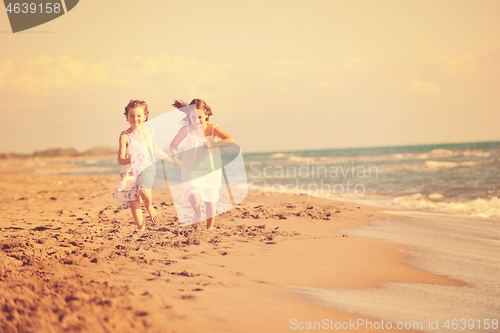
<box><xmin>264</xmin><ymin>148</ymin><xmax>494</xmax><ymax>166</ymax></box>
<box><xmin>463</xmin><ymin>150</ymin><xmax>492</xmax><ymax>157</ymax></box>
<box><xmin>325</xmin><ymin>191</ymin><xmax>500</xmax><ymax>219</ymax></box>
<box><xmin>371</xmin><ymin>158</ymin><xmax>499</xmax><ymax>174</ymax></box>
<box><xmin>248</xmin><ymin>181</ymin><xmax>500</xmax><ymax>218</ymax></box>
<box><xmin>387</xmin><ymin>194</ymin><xmax>500</xmax><ymax>218</ymax></box>
<box><xmin>375</xmin><ymin>163</ymin><xmax>424</xmax><ymax>173</ymax></box>
<box><xmin>269</xmin><ymin>153</ymin><xmax>288</xmax><ymax>158</ymax></box>
<box><xmin>288</xmin><ymin>155</ymin><xmax>313</xmax><ymax>163</ymax></box>
<box><xmin>346</xmin><ymin>158</ymin><xmax>498</xmax><ymax>173</ymax></box>
<box><xmin>428</xmin><ymin>148</ymin><xmax>459</xmax><ymax>157</ymax></box>
<box><xmin>427</xmin><ymin>193</ymin><xmax>443</xmax><ymax>199</ymax></box>
<box><xmin>425</xmin><ymin>158</ymin><xmax>498</xmax><ymax>170</ymax></box>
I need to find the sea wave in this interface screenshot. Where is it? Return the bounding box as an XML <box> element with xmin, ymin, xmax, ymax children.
<box><xmin>262</xmin><ymin>149</ymin><xmax>494</xmax><ymax>165</ymax></box>
<box><xmin>462</xmin><ymin>150</ymin><xmax>492</xmax><ymax>157</ymax></box>
<box><xmin>340</xmin><ymin>192</ymin><xmax>500</xmax><ymax>219</ymax></box>
<box><xmin>424</xmin><ymin>158</ymin><xmax>499</xmax><ymax>170</ymax></box>
<box><xmin>390</xmin><ymin>194</ymin><xmax>500</xmax><ymax>218</ymax></box>
<box><xmin>247</xmin><ymin>182</ymin><xmax>500</xmax><ymax>219</ymax></box>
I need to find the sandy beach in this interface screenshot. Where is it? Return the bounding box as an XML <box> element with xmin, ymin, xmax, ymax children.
<box><xmin>0</xmin><ymin>159</ymin><xmax>464</xmax><ymax>333</ymax></box>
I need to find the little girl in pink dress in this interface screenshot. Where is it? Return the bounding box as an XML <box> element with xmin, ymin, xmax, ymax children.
<box><xmin>112</xmin><ymin>99</ymin><xmax>174</xmax><ymax>230</ymax></box>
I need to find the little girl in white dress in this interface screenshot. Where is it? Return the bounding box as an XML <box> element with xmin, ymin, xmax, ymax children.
<box><xmin>181</xmin><ymin>122</ymin><xmax>222</xmax><ymax>204</ymax></box>
<box><xmin>170</xmin><ymin>99</ymin><xmax>235</xmax><ymax>229</ymax></box>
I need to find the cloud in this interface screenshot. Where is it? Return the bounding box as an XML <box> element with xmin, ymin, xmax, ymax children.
<box><xmin>3</xmin><ymin>51</ymin><xmax>496</xmax><ymax>108</ymax></box>
<box><xmin>1</xmin><ymin>49</ymin><xmax>499</xmax><ymax>153</ymax></box>
<box><xmin>409</xmin><ymin>79</ymin><xmax>442</xmax><ymax>96</ymax></box>
<box><xmin>425</xmin><ymin>48</ymin><xmax>500</xmax><ymax>77</ymax></box>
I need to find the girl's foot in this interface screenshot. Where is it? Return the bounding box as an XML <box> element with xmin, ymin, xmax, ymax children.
<box><xmin>206</xmin><ymin>220</ymin><xmax>214</xmax><ymax>231</ymax></box>
<box><xmin>138</xmin><ymin>221</ymin><xmax>146</xmax><ymax>231</ymax></box>
<box><xmin>146</xmin><ymin>205</ymin><xmax>158</xmax><ymax>224</ymax></box>
<box><xmin>191</xmin><ymin>211</ymin><xmax>201</xmax><ymax>229</ymax></box>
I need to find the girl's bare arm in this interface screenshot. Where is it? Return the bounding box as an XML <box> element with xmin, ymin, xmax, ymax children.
<box><xmin>117</xmin><ymin>134</ymin><xmax>130</xmax><ymax>165</ymax></box>
<box><xmin>169</xmin><ymin>126</ymin><xmax>187</xmax><ymax>166</ymax></box>
<box><xmin>210</xmin><ymin>125</ymin><xmax>235</xmax><ymax>148</ymax></box>
<box><xmin>150</xmin><ymin>129</ymin><xmax>173</xmax><ymax>163</ymax></box>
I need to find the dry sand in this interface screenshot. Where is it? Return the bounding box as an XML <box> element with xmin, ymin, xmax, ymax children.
<box><xmin>0</xmin><ymin>160</ymin><xmax>463</xmax><ymax>332</ymax></box>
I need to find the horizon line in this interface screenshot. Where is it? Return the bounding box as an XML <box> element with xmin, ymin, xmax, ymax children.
<box><xmin>243</xmin><ymin>139</ymin><xmax>500</xmax><ymax>155</ymax></box>
<box><xmin>3</xmin><ymin>139</ymin><xmax>500</xmax><ymax>157</ymax></box>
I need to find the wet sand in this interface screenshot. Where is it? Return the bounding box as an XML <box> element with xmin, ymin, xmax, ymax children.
<box><xmin>0</xmin><ymin>160</ymin><xmax>463</xmax><ymax>332</ymax></box>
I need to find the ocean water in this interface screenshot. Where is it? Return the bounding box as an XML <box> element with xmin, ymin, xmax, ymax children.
<box><xmin>245</xmin><ymin>141</ymin><xmax>500</xmax><ymax>219</ymax></box>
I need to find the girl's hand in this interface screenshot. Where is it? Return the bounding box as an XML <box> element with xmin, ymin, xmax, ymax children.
<box><xmin>203</xmin><ymin>141</ymin><xmax>213</xmax><ymax>150</ymax></box>
<box><xmin>172</xmin><ymin>156</ymin><xmax>182</xmax><ymax>167</ymax></box>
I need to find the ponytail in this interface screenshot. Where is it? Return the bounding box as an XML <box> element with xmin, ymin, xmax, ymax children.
<box><xmin>172</xmin><ymin>99</ymin><xmax>188</xmax><ymax>109</ymax></box>
<box><xmin>172</xmin><ymin>98</ymin><xmax>213</xmax><ymax>125</ymax></box>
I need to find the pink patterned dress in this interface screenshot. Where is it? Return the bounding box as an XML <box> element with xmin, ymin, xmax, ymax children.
<box><xmin>112</xmin><ymin>129</ymin><xmax>156</xmax><ymax>209</ymax></box>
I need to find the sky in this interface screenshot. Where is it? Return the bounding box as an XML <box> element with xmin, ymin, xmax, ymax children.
<box><xmin>0</xmin><ymin>0</ymin><xmax>499</xmax><ymax>154</ymax></box>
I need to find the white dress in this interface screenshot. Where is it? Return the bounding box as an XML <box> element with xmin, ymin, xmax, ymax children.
<box><xmin>111</xmin><ymin>126</ymin><xmax>156</xmax><ymax>209</ymax></box>
<box><xmin>181</xmin><ymin>123</ymin><xmax>222</xmax><ymax>203</ymax></box>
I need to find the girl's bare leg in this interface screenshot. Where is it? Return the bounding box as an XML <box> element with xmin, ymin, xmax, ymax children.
<box><xmin>205</xmin><ymin>201</ymin><xmax>216</xmax><ymax>230</ymax></box>
<box><xmin>188</xmin><ymin>193</ymin><xmax>202</xmax><ymax>229</ymax></box>
<box><xmin>129</xmin><ymin>200</ymin><xmax>145</xmax><ymax>230</ymax></box>
<box><xmin>139</xmin><ymin>188</ymin><xmax>158</xmax><ymax>224</ymax></box>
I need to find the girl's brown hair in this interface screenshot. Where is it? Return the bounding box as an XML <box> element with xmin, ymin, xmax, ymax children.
<box><xmin>172</xmin><ymin>98</ymin><xmax>212</xmax><ymax>125</ymax></box>
<box><xmin>124</xmin><ymin>99</ymin><xmax>149</xmax><ymax>121</ymax></box>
